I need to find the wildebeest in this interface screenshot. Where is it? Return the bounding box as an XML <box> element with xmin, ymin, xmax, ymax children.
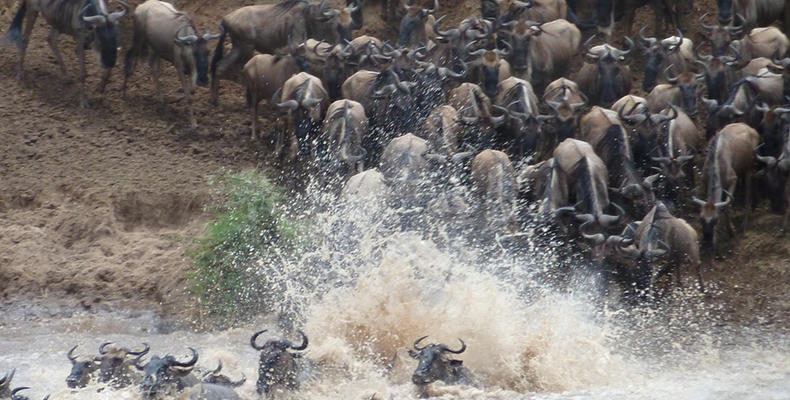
<box><xmin>637</xmin><ymin>27</ymin><xmax>694</xmax><ymax>92</ymax></box>
<box><xmin>341</xmin><ymin>168</ymin><xmax>390</xmax><ymax>204</ymax></box>
<box><xmin>552</xmin><ymin>138</ymin><xmax>624</xmax><ymax>259</ymax></box>
<box><xmin>250</xmin><ymin>329</ymin><xmax>309</xmax><ymax>395</ymax></box>
<box><xmin>66</xmin><ymin>345</ymin><xmax>100</xmax><ymax>388</ymax></box>
<box><xmin>242</xmin><ymin>50</ymin><xmax>309</xmax><ymax>139</ymax></box>
<box><xmin>315</xmin><ymin>99</ymin><xmax>369</xmax><ymax>178</ymax></box>
<box><xmin>209</xmin><ymin>0</ymin><xmax>354</xmax><ymax>104</ymax></box>
<box><xmin>499</xmin><ymin>19</ymin><xmax>580</xmax><ymax>89</ymax></box>
<box><xmin>419</xmin><ymin>105</ymin><xmax>461</xmax><ymax>155</ymax></box>
<box><xmin>96</xmin><ymin>342</ymin><xmax>150</xmax><ymax>387</ymax></box>
<box><xmin>580</xmin><ymin>0</ymin><xmax>679</xmax><ymax>39</ymax></box>
<box><xmin>754</xmin><ymin>115</ymin><xmax>790</xmax><ymax>225</ymax></box>
<box><xmin>0</xmin><ymin>369</ymin><xmax>15</xmax><ymax>397</ymax></box>
<box><xmin>5</xmin><ymin>0</ymin><xmax>129</xmax><ymax>107</ymax></box>
<box><xmin>576</xmin><ymin>35</ymin><xmax>634</xmax><ymax>108</ymax></box>
<box><xmin>541</xmin><ymin>78</ymin><xmax>587</xmax><ymax>156</ymax></box>
<box><xmin>693</xmin><ymin>122</ymin><xmax>759</xmax><ymax>250</ymax></box>
<box><xmin>200</xmin><ymin>360</ymin><xmax>246</xmax><ymax>387</ymax></box>
<box><xmin>579</xmin><ymin>106</ymin><xmax>656</xmax><ymax>214</ymax></box>
<box><xmin>649</xmin><ymin>106</ymin><xmax>701</xmax><ymax>198</ymax></box>
<box><xmin>615</xmin><ymin>201</ymin><xmax>702</xmax><ymax>292</ymax></box>
<box><xmin>646</xmin><ymin>64</ymin><xmax>704</xmax><ymax>116</ymax></box>
<box><xmin>716</xmin><ymin>0</ymin><xmax>786</xmax><ymax>29</ymax></box>
<box><xmin>695</xmin><ymin>46</ymin><xmax>738</xmax><ymax>104</ymax></box>
<box><xmin>276</xmin><ymin>72</ymin><xmax>329</xmax><ymax>160</ymax></box>
<box><xmin>178</xmin><ymin>383</ymin><xmax>241</xmax><ymax>400</ymax></box>
<box><xmin>699</xmin><ymin>12</ymin><xmax>741</xmax><ymax>57</ymax></box>
<box><xmin>701</xmin><ymin>78</ymin><xmax>760</xmax><ymax>139</ymax></box>
<box><xmin>448</xmin><ymin>82</ymin><xmax>507</xmax><ymax>149</ymax></box>
<box><xmin>9</xmin><ymin>387</ymin><xmax>49</xmax><ymax>400</ymax></box>
<box><xmin>729</xmin><ymin>26</ymin><xmax>789</xmax><ymax>60</ymax></box>
<box><xmin>135</xmin><ymin>347</ymin><xmax>199</xmax><ymax>399</ymax></box>
<box><xmin>470</xmin><ymin>149</ymin><xmax>518</xmax><ymax>232</ymax></box>
<box><xmin>379</xmin><ymin>133</ymin><xmax>432</xmax><ymax>183</ymax></box>
<box><xmin>397</xmin><ymin>0</ymin><xmax>439</xmax><ymax>46</ymax></box>
<box><xmin>467</xmin><ymin>42</ymin><xmax>512</xmax><ymax>99</ymax></box>
<box><xmin>122</xmin><ymin>0</ymin><xmax>221</xmax><ymax>128</ymax></box>
<box><xmin>408</xmin><ymin>336</ymin><xmax>474</xmax><ymax>387</ymax></box>
<box><xmin>494</xmin><ymin>77</ymin><xmax>543</xmax><ymax>159</ymax></box>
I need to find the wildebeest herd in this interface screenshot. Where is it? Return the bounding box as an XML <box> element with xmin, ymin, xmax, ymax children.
<box><xmin>2</xmin><ymin>0</ymin><xmax>790</xmax><ymax>395</ymax></box>
<box><xmin>0</xmin><ymin>330</ymin><xmax>479</xmax><ymax>398</ymax></box>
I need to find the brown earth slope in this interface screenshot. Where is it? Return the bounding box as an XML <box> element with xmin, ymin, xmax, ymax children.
<box><xmin>0</xmin><ymin>0</ymin><xmax>787</xmax><ymax>330</ymax></box>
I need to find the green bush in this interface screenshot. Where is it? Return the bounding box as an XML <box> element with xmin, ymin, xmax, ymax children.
<box><xmin>186</xmin><ymin>169</ymin><xmax>302</xmax><ymax>323</ymax></box>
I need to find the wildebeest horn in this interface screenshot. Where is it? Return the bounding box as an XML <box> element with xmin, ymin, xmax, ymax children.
<box><xmin>277</xmin><ymin>100</ymin><xmax>300</xmax><ymax>110</ymax></box>
<box><xmin>451</xmin><ymin>151</ymin><xmax>474</xmax><ymax>163</ymax></box>
<box><xmin>413</xmin><ymin>336</ymin><xmax>429</xmax><ymax>351</ymax></box>
<box><xmin>203</xmin><ymin>28</ymin><xmax>222</xmax><ymax>41</ymax></box>
<box><xmin>433</xmin><ymin>15</ymin><xmax>460</xmax><ymax>39</ymax></box>
<box><xmin>754</xmin><ymin>152</ymin><xmax>778</xmax><ymax>168</ymax></box>
<box><xmin>133</xmin><ymin>353</ymin><xmax>148</xmax><ymax>371</ymax></box>
<box><xmin>11</xmin><ymin>387</ymin><xmax>32</xmax><ymax>399</ymax></box>
<box><xmin>583</xmin><ymin>34</ymin><xmax>598</xmax><ymax>58</ymax></box>
<box><xmin>612</xmin><ymin>36</ymin><xmax>634</xmax><ymax>58</ymax></box>
<box><xmin>638</xmin><ymin>25</ymin><xmax>656</xmax><ymax>47</ymax></box>
<box><xmin>169</xmin><ymin>347</ymin><xmax>198</xmax><ymax>368</ymax></box>
<box><xmin>580</xmin><ymin>221</ymin><xmax>606</xmax><ymax>245</ymax></box>
<box><xmin>302</xmin><ymin>97</ymin><xmax>323</xmax><ymax>108</ymax></box>
<box><xmin>0</xmin><ymin>369</ymin><xmax>14</xmax><ymax>386</ymax></box>
<box><xmin>250</xmin><ymin>329</ymin><xmax>268</xmax><ymax>350</ymax></box>
<box><xmin>692</xmin><ymin>195</ymin><xmax>707</xmax><ymax>207</ymax></box>
<box><xmin>651</xmin><ymin>156</ymin><xmax>671</xmax><ymax>165</ymax></box>
<box><xmin>175</xmin><ymin>26</ymin><xmax>198</xmax><ymax>44</ymax></box>
<box><xmin>663</xmin><ymin>64</ymin><xmax>678</xmax><ymax>84</ymax></box>
<box><xmin>108</xmin><ymin>0</ymin><xmax>129</xmax><ymax>23</ymax></box>
<box><xmin>676</xmin><ymin>154</ymin><xmax>695</xmax><ymax>164</ymax></box>
<box><xmin>440</xmin><ymin>338</ymin><xmax>466</xmax><ymax>354</ymax></box>
<box><xmin>727</xmin><ymin>14</ymin><xmax>744</xmax><ymax>33</ymax></box>
<box><xmin>599</xmin><ymin>203</ymin><xmax>625</xmax><ymax>227</ymax></box>
<box><xmin>755</xmin><ymin>102</ymin><xmax>771</xmax><ymax>113</ymax></box>
<box><xmin>402</xmin><ymin>0</ymin><xmax>412</xmax><ymax>10</ymax></box>
<box><xmin>322</xmin><ymin>8</ymin><xmax>340</xmax><ymax>18</ymax></box>
<box><xmin>642</xmin><ymin>173</ymin><xmax>660</xmax><ymax>188</ymax></box>
<box><xmin>99</xmin><ymin>342</ymin><xmax>114</xmax><ymax>355</ymax></box>
<box><xmin>513</xmin><ymin>0</ymin><xmax>532</xmax><ymax>8</ymax></box>
<box><xmin>125</xmin><ymin>343</ymin><xmax>149</xmax><ymax>356</ymax></box>
<box><xmin>495</xmin><ymin>40</ymin><xmax>512</xmax><ymax>57</ymax></box>
<box><xmin>714</xmin><ymin>191</ymin><xmax>733</xmax><ymax>208</ymax></box>
<box><xmin>699</xmin><ymin>13</ymin><xmax>715</xmax><ymax>31</ymax></box>
<box><xmin>67</xmin><ymin>345</ymin><xmax>79</xmax><ymax>363</ymax></box>
<box><xmin>82</xmin><ymin>11</ymin><xmax>107</xmax><ymax>25</ymax></box>
<box><xmin>344</xmin><ymin>2</ymin><xmax>359</xmax><ymax>13</ymax></box>
<box><xmin>210</xmin><ymin>360</ymin><xmax>223</xmax><ymax>376</ymax></box>
<box><xmin>422</xmin><ymin>0</ymin><xmax>439</xmax><ymax>15</ymax></box>
<box><xmin>290</xmin><ymin>330</ymin><xmax>309</xmax><ymax>351</ymax></box>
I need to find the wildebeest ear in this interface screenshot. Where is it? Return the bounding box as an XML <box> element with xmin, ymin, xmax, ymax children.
<box><xmin>408</xmin><ymin>350</ymin><xmax>419</xmax><ymax>359</ymax></box>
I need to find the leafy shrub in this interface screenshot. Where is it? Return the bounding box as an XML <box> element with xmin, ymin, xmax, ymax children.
<box><xmin>186</xmin><ymin>169</ymin><xmax>302</xmax><ymax>323</ymax></box>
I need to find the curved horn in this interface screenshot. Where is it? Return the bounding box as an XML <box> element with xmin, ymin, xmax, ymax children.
<box><xmin>440</xmin><ymin>338</ymin><xmax>466</xmax><ymax>354</ymax></box>
<box><xmin>495</xmin><ymin>40</ymin><xmax>512</xmax><ymax>57</ymax></box>
<box><xmin>583</xmin><ymin>34</ymin><xmax>598</xmax><ymax>57</ymax></box>
<box><xmin>715</xmin><ymin>190</ymin><xmax>733</xmax><ymax>208</ymax></box>
<box><xmin>99</xmin><ymin>342</ymin><xmax>113</xmax><ymax>355</ymax></box>
<box><xmin>169</xmin><ymin>347</ymin><xmax>198</xmax><ymax>368</ymax></box>
<box><xmin>107</xmin><ymin>0</ymin><xmax>129</xmax><ymax>23</ymax></box>
<box><xmin>692</xmin><ymin>195</ymin><xmax>707</xmax><ymax>207</ymax></box>
<box><xmin>67</xmin><ymin>345</ymin><xmax>78</xmax><ymax>363</ymax></box>
<box><xmin>82</xmin><ymin>12</ymin><xmax>106</xmax><ymax>25</ymax></box>
<box><xmin>663</xmin><ymin>64</ymin><xmax>678</xmax><ymax>84</ymax></box>
<box><xmin>290</xmin><ymin>330</ymin><xmax>309</xmax><ymax>351</ymax></box>
<box><xmin>612</xmin><ymin>36</ymin><xmax>634</xmax><ymax>58</ymax></box>
<box><xmin>322</xmin><ymin>8</ymin><xmax>340</xmax><ymax>18</ymax></box>
<box><xmin>638</xmin><ymin>25</ymin><xmax>657</xmax><ymax>47</ymax></box>
<box><xmin>580</xmin><ymin>221</ymin><xmax>606</xmax><ymax>245</ymax></box>
<box><xmin>699</xmin><ymin>13</ymin><xmax>715</xmax><ymax>31</ymax></box>
<box><xmin>202</xmin><ymin>27</ymin><xmax>222</xmax><ymax>41</ymax></box>
<box><xmin>413</xmin><ymin>335</ymin><xmax>429</xmax><ymax>351</ymax></box>
<box><xmin>277</xmin><ymin>99</ymin><xmax>300</xmax><ymax>110</ymax></box>
<box><xmin>422</xmin><ymin>0</ymin><xmax>439</xmax><ymax>15</ymax></box>
<box><xmin>250</xmin><ymin>329</ymin><xmax>268</xmax><ymax>350</ymax></box>
<box><xmin>433</xmin><ymin>15</ymin><xmax>460</xmax><ymax>39</ymax></box>
<box><xmin>175</xmin><ymin>26</ymin><xmax>198</xmax><ymax>44</ymax></box>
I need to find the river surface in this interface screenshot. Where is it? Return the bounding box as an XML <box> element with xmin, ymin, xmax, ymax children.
<box><xmin>1</xmin><ymin>182</ymin><xmax>789</xmax><ymax>400</ymax></box>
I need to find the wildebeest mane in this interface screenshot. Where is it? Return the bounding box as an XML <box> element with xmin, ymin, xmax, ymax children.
<box><xmin>275</xmin><ymin>0</ymin><xmax>309</xmax><ymax>13</ymax></box>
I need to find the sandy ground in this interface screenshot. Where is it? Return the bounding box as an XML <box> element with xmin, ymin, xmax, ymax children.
<box><xmin>0</xmin><ymin>0</ymin><xmax>787</xmax><ymax>330</ymax></box>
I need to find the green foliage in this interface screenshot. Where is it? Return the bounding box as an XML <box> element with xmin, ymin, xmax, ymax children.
<box><xmin>186</xmin><ymin>169</ymin><xmax>302</xmax><ymax>323</ymax></box>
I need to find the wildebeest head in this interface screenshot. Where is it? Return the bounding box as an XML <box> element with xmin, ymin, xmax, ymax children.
<box><xmin>663</xmin><ymin>65</ymin><xmax>704</xmax><ymax>116</ymax></box>
<box><xmin>80</xmin><ymin>0</ymin><xmax>129</xmax><ymax>69</ymax></box>
<box><xmin>579</xmin><ymin>220</ymin><xmax>633</xmax><ymax>263</ymax></box>
<box><xmin>701</xmin><ymin>79</ymin><xmax>752</xmax><ymax>138</ymax></box>
<box><xmin>9</xmin><ymin>387</ymin><xmax>49</xmax><ymax>400</ymax></box>
<box><xmin>201</xmin><ymin>360</ymin><xmax>246</xmax><ymax>387</ymax></box>
<box><xmin>408</xmin><ymin>336</ymin><xmax>467</xmax><ymax>386</ymax></box>
<box><xmin>495</xmin><ymin>0</ymin><xmax>530</xmax><ymax>22</ymax></box>
<box><xmin>174</xmin><ymin>25</ymin><xmax>222</xmax><ymax>87</ymax></box>
<box><xmin>584</xmin><ymin>36</ymin><xmax>634</xmax><ymax>107</ymax></box>
<box><xmin>398</xmin><ymin>0</ymin><xmax>439</xmax><ymax>46</ymax></box>
<box><xmin>470</xmin><ymin>44</ymin><xmax>510</xmax><ymax>99</ymax></box>
<box><xmin>639</xmin><ymin>26</ymin><xmax>686</xmax><ymax>92</ymax></box>
<box><xmin>66</xmin><ymin>345</ymin><xmax>100</xmax><ymax>388</ymax></box>
<box><xmin>311</xmin><ymin>40</ymin><xmax>353</xmax><ymax>99</ymax></box>
<box><xmin>307</xmin><ymin>0</ymin><xmax>355</xmax><ymax>43</ymax></box>
<box><xmin>0</xmin><ymin>369</ymin><xmax>15</xmax><ymax>397</ymax></box>
<box><xmin>250</xmin><ymin>329</ymin><xmax>308</xmax><ymax>395</ymax></box>
<box><xmin>135</xmin><ymin>347</ymin><xmax>198</xmax><ymax>399</ymax></box>
<box><xmin>372</xmin><ymin>70</ymin><xmax>417</xmax><ymax>116</ymax></box>
<box><xmin>693</xmin><ymin>191</ymin><xmax>733</xmax><ymax>249</ymax></box>
<box><xmin>695</xmin><ymin>45</ymin><xmax>738</xmax><ymax>104</ymax></box>
<box><xmin>699</xmin><ymin>13</ymin><xmax>742</xmax><ymax>57</ymax></box>
<box><xmin>649</xmin><ymin>107</ymin><xmax>696</xmax><ymax>182</ymax></box>
<box><xmin>499</xmin><ymin>20</ymin><xmax>540</xmax><ymax>72</ymax></box>
<box><xmin>96</xmin><ymin>342</ymin><xmax>149</xmax><ymax>385</ymax></box>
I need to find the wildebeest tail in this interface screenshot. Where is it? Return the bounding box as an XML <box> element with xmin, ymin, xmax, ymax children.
<box><xmin>5</xmin><ymin>1</ymin><xmax>27</xmax><ymax>49</ymax></box>
<box><xmin>210</xmin><ymin>22</ymin><xmax>227</xmax><ymax>80</ymax></box>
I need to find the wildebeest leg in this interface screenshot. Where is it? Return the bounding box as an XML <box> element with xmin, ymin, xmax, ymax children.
<box><xmin>250</xmin><ymin>89</ymin><xmax>259</xmax><ymax>139</ymax></box>
<box><xmin>16</xmin><ymin>8</ymin><xmax>38</xmax><ymax>80</ymax></box>
<box><xmin>210</xmin><ymin>44</ymin><xmax>250</xmax><ymax>105</ymax></box>
<box><xmin>75</xmin><ymin>37</ymin><xmax>88</xmax><ymax>108</ymax></box>
<box><xmin>148</xmin><ymin>55</ymin><xmax>164</xmax><ymax>104</ymax></box>
<box><xmin>174</xmin><ymin>59</ymin><xmax>196</xmax><ymax>128</ymax></box>
<box><xmin>741</xmin><ymin>173</ymin><xmax>752</xmax><ymax>232</ymax></box>
<box><xmin>47</xmin><ymin>29</ymin><xmax>68</xmax><ymax>77</ymax></box>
